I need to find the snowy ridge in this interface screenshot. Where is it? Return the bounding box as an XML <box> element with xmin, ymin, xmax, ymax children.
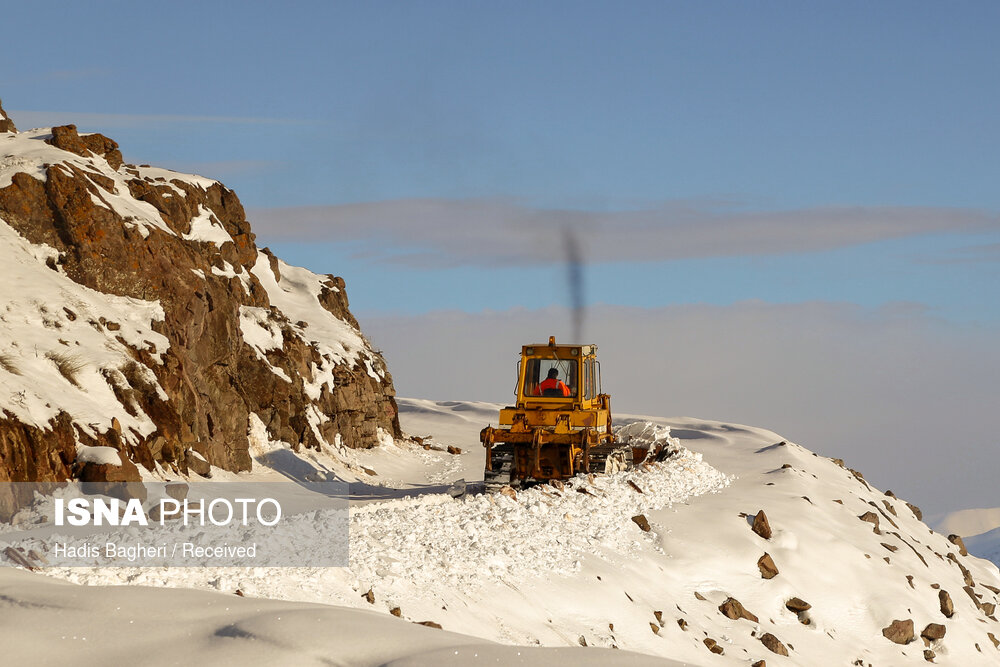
<box><xmin>1</xmin><ymin>129</ymin><xmax>217</xmax><ymax>238</ymax></box>
<box><xmin>249</xmin><ymin>253</ymin><xmax>380</xmax><ymax>380</ymax></box>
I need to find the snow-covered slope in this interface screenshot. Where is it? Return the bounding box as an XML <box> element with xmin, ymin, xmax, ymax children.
<box><xmin>0</xmin><ymin>567</ymin><xmax>672</xmax><ymax>667</ymax></box>
<box><xmin>4</xmin><ymin>398</ymin><xmax>999</xmax><ymax>665</ymax></box>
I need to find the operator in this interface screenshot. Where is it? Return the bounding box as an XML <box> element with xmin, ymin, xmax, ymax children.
<box><xmin>535</xmin><ymin>367</ymin><xmax>571</xmax><ymax>396</ymax></box>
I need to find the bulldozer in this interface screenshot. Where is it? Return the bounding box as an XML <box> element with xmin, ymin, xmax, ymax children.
<box><xmin>480</xmin><ymin>336</ymin><xmax>634</xmax><ymax>490</ymax></box>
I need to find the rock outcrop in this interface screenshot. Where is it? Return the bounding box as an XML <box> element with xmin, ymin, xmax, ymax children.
<box><xmin>0</xmin><ymin>107</ymin><xmax>400</xmax><ymax>516</ymax></box>
<box><xmin>0</xmin><ymin>98</ymin><xmax>15</xmax><ymax>133</ymax></box>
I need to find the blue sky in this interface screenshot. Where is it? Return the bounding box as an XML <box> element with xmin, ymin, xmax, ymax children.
<box><xmin>5</xmin><ymin>1</ymin><xmax>998</xmax><ymax>321</ymax></box>
<box><xmin>3</xmin><ymin>1</ymin><xmax>999</xmax><ymax>511</ymax></box>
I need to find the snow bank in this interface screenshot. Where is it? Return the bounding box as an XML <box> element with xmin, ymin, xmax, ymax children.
<box><xmin>75</xmin><ymin>444</ymin><xmax>121</xmax><ymax>466</ymax></box>
<box><xmin>350</xmin><ymin>448</ymin><xmax>730</xmax><ymax>591</ymax></box>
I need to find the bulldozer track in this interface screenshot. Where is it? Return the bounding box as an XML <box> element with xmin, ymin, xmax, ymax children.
<box><xmin>484</xmin><ymin>443</ymin><xmax>515</xmax><ymax>491</ymax></box>
<box><xmin>482</xmin><ymin>442</ymin><xmax>635</xmax><ymax>492</ymax></box>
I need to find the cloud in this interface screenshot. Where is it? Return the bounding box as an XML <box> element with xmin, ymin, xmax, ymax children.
<box><xmin>361</xmin><ymin>301</ymin><xmax>1000</xmax><ymax>515</ymax></box>
<box><xmin>926</xmin><ymin>242</ymin><xmax>1000</xmax><ymax>264</ymax></box>
<box><xmin>10</xmin><ymin>110</ymin><xmax>308</xmax><ymax>130</ymax></box>
<box><xmin>248</xmin><ymin>199</ymin><xmax>1000</xmax><ymax>267</ymax></box>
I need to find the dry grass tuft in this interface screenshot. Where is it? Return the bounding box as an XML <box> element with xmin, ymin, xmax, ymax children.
<box><xmin>120</xmin><ymin>360</ymin><xmax>157</xmax><ymax>395</ymax></box>
<box><xmin>0</xmin><ymin>352</ymin><xmax>21</xmax><ymax>376</ymax></box>
<box><xmin>46</xmin><ymin>351</ymin><xmax>85</xmax><ymax>387</ymax></box>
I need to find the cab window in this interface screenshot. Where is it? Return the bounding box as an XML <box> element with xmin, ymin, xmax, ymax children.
<box><xmin>584</xmin><ymin>359</ymin><xmax>596</xmax><ymax>400</ymax></box>
<box><xmin>523</xmin><ymin>359</ymin><xmax>577</xmax><ymax>398</ymax></box>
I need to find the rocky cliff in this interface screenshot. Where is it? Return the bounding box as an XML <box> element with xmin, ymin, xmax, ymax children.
<box><xmin>0</xmin><ymin>99</ymin><xmax>400</xmax><ymax>510</ymax></box>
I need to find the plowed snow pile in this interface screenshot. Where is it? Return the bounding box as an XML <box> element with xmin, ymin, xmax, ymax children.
<box><xmin>350</xmin><ymin>444</ymin><xmax>730</xmax><ymax>590</ymax></box>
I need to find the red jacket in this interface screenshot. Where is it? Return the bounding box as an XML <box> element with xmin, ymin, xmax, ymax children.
<box><xmin>535</xmin><ymin>377</ymin><xmax>570</xmax><ymax>396</ymax></box>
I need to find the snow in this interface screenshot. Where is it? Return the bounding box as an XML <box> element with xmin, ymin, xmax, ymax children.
<box><xmin>182</xmin><ymin>204</ymin><xmax>234</xmax><ymax>245</ymax></box>
<box><xmin>132</xmin><ymin>164</ymin><xmax>218</xmax><ymax>191</ymax></box>
<box><xmin>0</xmin><ymin>215</ymin><xmax>169</xmax><ymax>443</ymax></box>
<box><xmin>75</xmin><ymin>444</ymin><xmax>122</xmax><ymax>466</ymax></box>
<box><xmin>250</xmin><ymin>253</ymin><xmax>382</xmax><ymax>381</ymax></box>
<box><xmin>237</xmin><ymin>306</ymin><xmax>291</xmax><ymax>382</ymax></box>
<box><xmin>348</xmin><ymin>447</ymin><xmax>729</xmax><ymax>592</ymax></box>
<box><xmin>0</xmin><ymin>567</ymin><xmax>672</xmax><ymax>666</ymax></box>
<box><xmin>4</xmin><ymin>398</ymin><xmax>999</xmax><ymax>665</ymax></box>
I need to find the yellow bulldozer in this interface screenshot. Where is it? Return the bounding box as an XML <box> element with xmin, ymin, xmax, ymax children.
<box><xmin>480</xmin><ymin>336</ymin><xmax>634</xmax><ymax>490</ymax></box>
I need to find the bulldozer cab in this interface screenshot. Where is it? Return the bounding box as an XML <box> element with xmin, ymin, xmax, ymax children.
<box><xmin>516</xmin><ymin>336</ymin><xmax>602</xmax><ymax>408</ymax></box>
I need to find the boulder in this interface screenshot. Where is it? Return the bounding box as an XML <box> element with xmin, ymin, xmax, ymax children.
<box><xmin>752</xmin><ymin>510</ymin><xmax>772</xmax><ymax>539</ymax></box>
<box><xmin>882</xmin><ymin>619</ymin><xmax>915</xmax><ymax>645</ymax></box>
<box><xmin>78</xmin><ymin>453</ymin><xmax>147</xmax><ymax>502</ymax></box>
<box><xmin>631</xmin><ymin>514</ymin><xmax>651</xmax><ymax>532</ymax></box>
<box><xmin>785</xmin><ymin>597</ymin><xmax>811</xmax><ymax>613</ymax></box>
<box><xmin>185</xmin><ymin>448</ymin><xmax>212</xmax><ymax>477</ymax></box>
<box><xmin>948</xmin><ymin>534</ymin><xmax>969</xmax><ymax>557</ymax></box>
<box><xmin>758</xmin><ymin>552</ymin><xmax>779</xmax><ymax>579</ymax></box>
<box><xmin>939</xmin><ymin>589</ymin><xmax>954</xmax><ymax>618</ymax></box>
<box><xmin>165</xmin><ymin>482</ymin><xmax>188</xmax><ymax>501</ymax></box>
<box><xmin>703</xmin><ymin>638</ymin><xmax>724</xmax><ymax>654</ymax></box>
<box><xmin>921</xmin><ymin>623</ymin><xmax>946</xmax><ymax>641</ymax></box>
<box><xmin>0</xmin><ymin>98</ymin><xmax>16</xmax><ymax>133</ymax></box>
<box><xmin>760</xmin><ymin>633</ymin><xmax>789</xmax><ymax>656</ymax></box>
<box><xmin>719</xmin><ymin>597</ymin><xmax>759</xmax><ymax>623</ymax></box>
